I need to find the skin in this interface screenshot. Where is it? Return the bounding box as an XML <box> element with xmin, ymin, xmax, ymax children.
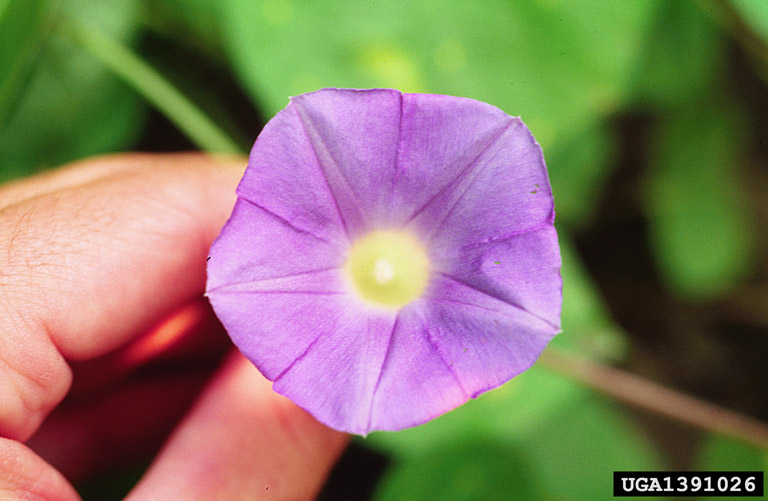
<box><xmin>0</xmin><ymin>153</ymin><xmax>348</xmax><ymax>500</ymax></box>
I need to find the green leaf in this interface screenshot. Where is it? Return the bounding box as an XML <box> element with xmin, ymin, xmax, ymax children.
<box><xmin>375</xmin><ymin>441</ymin><xmax>545</xmax><ymax>501</ymax></box>
<box><xmin>368</xmin><ymin>366</ymin><xmax>663</xmax><ymax>500</ymax></box>
<box><xmin>218</xmin><ymin>0</ymin><xmax>657</xmax><ymax>152</ymax></box>
<box><xmin>546</xmin><ymin>122</ymin><xmax>616</xmax><ymax>228</ymax></box>
<box><xmin>628</xmin><ymin>0</ymin><xmax>723</xmax><ymax>109</ymax></box>
<box><xmin>644</xmin><ymin>100</ymin><xmax>757</xmax><ymax>300</ymax></box>
<box><xmin>695</xmin><ymin>434</ymin><xmax>767</xmax><ymax>501</ymax></box>
<box><xmin>731</xmin><ymin>0</ymin><xmax>768</xmax><ymax>45</ymax></box>
<box><xmin>0</xmin><ymin>0</ymin><xmax>146</xmax><ymax>182</ymax></box>
<box><xmin>0</xmin><ymin>0</ymin><xmax>54</xmax><ymax>133</ymax></box>
<box><xmin>554</xmin><ymin>232</ymin><xmax>628</xmax><ymax>362</ymax></box>
<box><xmin>139</xmin><ymin>0</ymin><xmax>227</xmax><ymax>59</ymax></box>
<box><xmin>697</xmin><ymin>433</ymin><xmax>767</xmax><ymax>470</ymax></box>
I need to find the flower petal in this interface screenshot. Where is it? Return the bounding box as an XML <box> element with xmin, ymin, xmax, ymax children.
<box><xmin>235</xmin><ymin>102</ymin><xmax>348</xmax><ymax>247</ymax></box>
<box><xmin>272</xmin><ymin>306</ymin><xmax>397</xmax><ymax>435</ymax></box>
<box><xmin>431</xmin><ymin>225</ymin><xmax>562</xmax><ymax>331</ymax></box>
<box><xmin>206</xmin><ymin>198</ymin><xmax>345</xmax><ymax>292</ymax></box>
<box><xmin>291</xmin><ymin>88</ymin><xmax>403</xmax><ymax>234</ymax></box>
<box><xmin>367</xmin><ymin>306</ymin><xmax>468</xmax><ymax>431</ymax></box>
<box><xmin>390</xmin><ymin>93</ymin><xmax>514</xmax><ymax>226</ymax></box>
<box><xmin>206</xmin><ymin>282</ymin><xmax>347</xmax><ymax>381</ymax></box>
<box><xmin>206</xmin><ymin>198</ymin><xmax>350</xmax><ymax>380</ymax></box>
<box><xmin>422</xmin><ymin>273</ymin><xmax>558</xmax><ymax>396</ymax></box>
<box><xmin>399</xmin><ymin>96</ymin><xmax>553</xmax><ymax>249</ymax></box>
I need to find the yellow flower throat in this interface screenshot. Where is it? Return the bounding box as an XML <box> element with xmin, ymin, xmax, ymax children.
<box><xmin>344</xmin><ymin>230</ymin><xmax>430</xmax><ymax>308</ymax></box>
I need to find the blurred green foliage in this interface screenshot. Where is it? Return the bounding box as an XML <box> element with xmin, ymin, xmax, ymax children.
<box><xmin>645</xmin><ymin>98</ymin><xmax>756</xmax><ymax>299</ymax></box>
<box><xmin>367</xmin><ymin>365</ymin><xmax>663</xmax><ymax>500</ymax></box>
<box><xmin>0</xmin><ymin>0</ymin><xmax>145</xmax><ymax>182</ymax></box>
<box><xmin>696</xmin><ymin>435</ymin><xmax>768</xmax><ymax>501</ymax></box>
<box><xmin>1</xmin><ymin>0</ymin><xmax>766</xmax><ymax>499</ymax></box>
<box><xmin>732</xmin><ymin>0</ymin><xmax>768</xmax><ymax>43</ymax></box>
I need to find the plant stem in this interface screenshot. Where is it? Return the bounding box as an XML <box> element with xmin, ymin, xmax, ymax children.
<box><xmin>539</xmin><ymin>346</ymin><xmax>768</xmax><ymax>449</ymax></box>
<box><xmin>66</xmin><ymin>20</ymin><xmax>243</xmax><ymax>155</ymax></box>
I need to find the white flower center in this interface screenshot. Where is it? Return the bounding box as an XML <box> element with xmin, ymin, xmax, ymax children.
<box><xmin>373</xmin><ymin>258</ymin><xmax>395</xmax><ymax>284</ymax></box>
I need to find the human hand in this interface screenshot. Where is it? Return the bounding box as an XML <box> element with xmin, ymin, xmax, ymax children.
<box><xmin>0</xmin><ymin>153</ymin><xmax>347</xmax><ymax>500</ymax></box>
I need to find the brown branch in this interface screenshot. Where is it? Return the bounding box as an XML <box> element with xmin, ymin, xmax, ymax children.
<box><xmin>538</xmin><ymin>347</ymin><xmax>768</xmax><ymax>449</ymax></box>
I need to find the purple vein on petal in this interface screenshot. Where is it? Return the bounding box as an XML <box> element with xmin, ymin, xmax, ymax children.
<box><xmin>208</xmin><ymin>289</ymin><xmax>343</xmax><ymax>297</ymax></box>
<box><xmin>424</xmin><ymin>325</ymin><xmax>469</xmax><ymax>399</ymax></box>
<box><xmin>366</xmin><ymin>313</ymin><xmax>400</xmax><ymax>432</ymax></box>
<box><xmin>433</xmin><ymin>271</ymin><xmax>560</xmax><ymax>332</ymax></box>
<box><xmin>418</xmin><ymin>166</ymin><xmax>476</xmax><ymax>245</ymax></box>
<box><xmin>234</xmin><ymin>196</ymin><xmax>334</xmax><ymax>246</ymax></box>
<box><xmin>292</xmin><ymin>102</ymin><xmax>368</xmax><ymax>239</ymax></box>
<box><xmin>273</xmin><ymin>328</ymin><xmax>326</xmax><ymax>384</ymax></box>
<box><xmin>458</xmin><ymin>220</ymin><xmax>554</xmax><ymax>251</ymax></box>
<box><xmin>205</xmin><ymin>267</ymin><xmax>343</xmax><ymax>296</ymax></box>
<box><xmin>387</xmin><ymin>92</ymin><xmax>405</xmax><ymax>227</ymax></box>
<box><xmin>426</xmin><ymin>296</ymin><xmax>557</xmax><ymax>339</ymax></box>
<box><xmin>404</xmin><ymin>119</ymin><xmax>514</xmax><ymax>228</ymax></box>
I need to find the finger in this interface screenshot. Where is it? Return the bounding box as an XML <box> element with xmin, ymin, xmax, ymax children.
<box><xmin>27</xmin><ymin>302</ymin><xmax>231</xmax><ymax>483</ymax></box>
<box><xmin>0</xmin><ymin>153</ymin><xmax>243</xmax><ymax>211</ymax></box>
<box><xmin>0</xmin><ymin>438</ymin><xmax>79</xmax><ymax>501</ymax></box>
<box><xmin>27</xmin><ymin>371</ymin><xmax>212</xmax><ymax>483</ymax></box>
<box><xmin>0</xmin><ymin>153</ymin><xmax>245</xmax><ymax>441</ymax></box>
<box><xmin>66</xmin><ymin>299</ymin><xmax>230</xmax><ymax>399</ymax></box>
<box><xmin>0</xmin><ymin>154</ymin><xmax>144</xmax><ymax>211</ymax></box>
<box><xmin>126</xmin><ymin>353</ymin><xmax>348</xmax><ymax>501</ymax></box>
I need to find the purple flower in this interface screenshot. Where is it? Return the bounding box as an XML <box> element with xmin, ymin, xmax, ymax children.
<box><xmin>206</xmin><ymin>88</ymin><xmax>561</xmax><ymax>435</ymax></box>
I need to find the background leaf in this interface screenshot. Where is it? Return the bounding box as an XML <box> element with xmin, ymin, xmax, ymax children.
<box><xmin>628</xmin><ymin>0</ymin><xmax>723</xmax><ymax>109</ymax></box>
<box><xmin>730</xmin><ymin>0</ymin><xmax>768</xmax><ymax>45</ymax></box>
<box><xmin>554</xmin><ymin>233</ymin><xmax>628</xmax><ymax>362</ymax></box>
<box><xmin>546</xmin><ymin>123</ymin><xmax>616</xmax><ymax>228</ymax></box>
<box><xmin>695</xmin><ymin>434</ymin><xmax>768</xmax><ymax>501</ymax></box>
<box><xmin>0</xmin><ymin>0</ymin><xmax>54</xmax><ymax>133</ymax></box>
<box><xmin>218</xmin><ymin>0</ymin><xmax>657</xmax><ymax>148</ymax></box>
<box><xmin>368</xmin><ymin>365</ymin><xmax>663</xmax><ymax>500</ymax></box>
<box><xmin>0</xmin><ymin>0</ymin><xmax>146</xmax><ymax>182</ymax></box>
<box><xmin>139</xmin><ymin>0</ymin><xmax>225</xmax><ymax>58</ymax></box>
<box><xmin>643</xmin><ymin>97</ymin><xmax>758</xmax><ymax>300</ymax></box>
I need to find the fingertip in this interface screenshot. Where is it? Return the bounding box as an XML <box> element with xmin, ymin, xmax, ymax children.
<box><xmin>0</xmin><ymin>438</ymin><xmax>80</xmax><ymax>501</ymax></box>
<box><xmin>126</xmin><ymin>353</ymin><xmax>348</xmax><ymax>500</ymax></box>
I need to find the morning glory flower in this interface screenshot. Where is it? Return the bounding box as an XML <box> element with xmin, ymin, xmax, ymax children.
<box><xmin>206</xmin><ymin>88</ymin><xmax>561</xmax><ymax>435</ymax></box>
